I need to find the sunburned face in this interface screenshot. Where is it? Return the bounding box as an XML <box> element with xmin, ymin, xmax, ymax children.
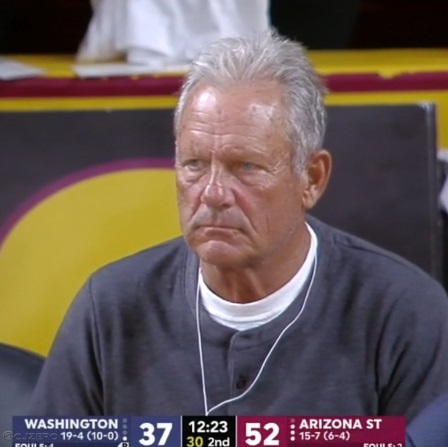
<box><xmin>175</xmin><ymin>82</ymin><xmax>327</xmax><ymax>269</ymax></box>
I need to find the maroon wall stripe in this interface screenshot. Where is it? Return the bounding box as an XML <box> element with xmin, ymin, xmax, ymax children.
<box><xmin>2</xmin><ymin>72</ymin><xmax>448</xmax><ymax>98</ymax></box>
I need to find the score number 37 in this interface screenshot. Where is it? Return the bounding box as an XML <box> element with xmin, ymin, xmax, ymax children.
<box><xmin>139</xmin><ymin>422</ymin><xmax>173</xmax><ymax>446</ymax></box>
<box><xmin>245</xmin><ymin>423</ymin><xmax>280</xmax><ymax>446</ymax></box>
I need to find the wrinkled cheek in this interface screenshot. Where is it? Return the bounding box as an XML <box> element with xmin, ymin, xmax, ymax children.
<box><xmin>176</xmin><ymin>185</ymin><xmax>200</xmax><ymax>229</ymax></box>
<box><xmin>256</xmin><ymin>195</ymin><xmax>298</xmax><ymax>239</ymax></box>
<box><xmin>177</xmin><ymin>195</ymin><xmax>192</xmax><ymax>225</ymax></box>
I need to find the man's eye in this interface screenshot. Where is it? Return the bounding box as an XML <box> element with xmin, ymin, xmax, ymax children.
<box><xmin>240</xmin><ymin>161</ymin><xmax>257</xmax><ymax>171</ymax></box>
<box><xmin>184</xmin><ymin>159</ymin><xmax>204</xmax><ymax>170</ymax></box>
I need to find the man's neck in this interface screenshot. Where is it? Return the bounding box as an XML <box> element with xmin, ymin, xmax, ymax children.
<box><xmin>200</xmin><ymin>226</ymin><xmax>311</xmax><ymax>303</ymax></box>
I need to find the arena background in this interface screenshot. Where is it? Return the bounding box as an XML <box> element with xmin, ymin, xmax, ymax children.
<box><xmin>1</xmin><ymin>53</ymin><xmax>447</xmax><ymax>355</ymax></box>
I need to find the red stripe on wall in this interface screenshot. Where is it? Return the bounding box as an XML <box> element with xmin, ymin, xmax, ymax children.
<box><xmin>2</xmin><ymin>72</ymin><xmax>448</xmax><ymax>98</ymax></box>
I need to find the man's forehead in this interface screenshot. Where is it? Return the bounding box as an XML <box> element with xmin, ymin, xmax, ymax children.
<box><xmin>181</xmin><ymin>82</ymin><xmax>284</xmax><ymax>122</ymax></box>
<box><xmin>176</xmin><ymin>83</ymin><xmax>292</xmax><ymax>159</ymax></box>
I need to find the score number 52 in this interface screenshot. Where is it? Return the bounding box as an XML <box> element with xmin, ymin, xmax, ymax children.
<box><xmin>245</xmin><ymin>423</ymin><xmax>280</xmax><ymax>446</ymax></box>
<box><xmin>139</xmin><ymin>422</ymin><xmax>173</xmax><ymax>446</ymax></box>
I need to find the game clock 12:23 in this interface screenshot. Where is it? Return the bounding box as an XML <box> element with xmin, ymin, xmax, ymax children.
<box><xmin>182</xmin><ymin>416</ymin><xmax>236</xmax><ymax>447</ymax></box>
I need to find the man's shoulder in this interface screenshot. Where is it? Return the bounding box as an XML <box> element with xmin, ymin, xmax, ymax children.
<box><xmin>310</xmin><ymin>216</ymin><xmax>446</xmax><ymax>297</ymax></box>
<box><xmin>88</xmin><ymin>237</ymin><xmax>190</xmax><ymax>295</ymax></box>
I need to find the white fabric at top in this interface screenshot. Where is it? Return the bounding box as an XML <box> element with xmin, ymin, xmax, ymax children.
<box><xmin>77</xmin><ymin>0</ymin><xmax>270</xmax><ymax>68</ymax></box>
<box><xmin>199</xmin><ymin>223</ymin><xmax>318</xmax><ymax>331</ymax></box>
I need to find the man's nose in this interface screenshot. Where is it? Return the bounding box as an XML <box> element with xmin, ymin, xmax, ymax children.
<box><xmin>200</xmin><ymin>167</ymin><xmax>235</xmax><ymax>209</ymax></box>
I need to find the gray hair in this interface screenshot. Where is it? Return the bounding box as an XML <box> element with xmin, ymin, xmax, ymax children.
<box><xmin>174</xmin><ymin>30</ymin><xmax>327</xmax><ymax>172</ymax></box>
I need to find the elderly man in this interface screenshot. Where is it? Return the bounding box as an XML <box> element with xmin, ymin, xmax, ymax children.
<box><xmin>29</xmin><ymin>32</ymin><xmax>448</xmax><ymax>419</ymax></box>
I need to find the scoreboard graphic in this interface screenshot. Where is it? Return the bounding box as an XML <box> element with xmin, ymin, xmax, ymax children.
<box><xmin>10</xmin><ymin>416</ymin><xmax>405</xmax><ymax>447</ymax></box>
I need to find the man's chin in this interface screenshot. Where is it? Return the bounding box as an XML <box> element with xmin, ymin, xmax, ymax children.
<box><xmin>194</xmin><ymin>240</ymin><xmax>247</xmax><ymax>267</ymax></box>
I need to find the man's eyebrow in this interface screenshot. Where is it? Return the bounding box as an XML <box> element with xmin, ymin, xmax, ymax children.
<box><xmin>176</xmin><ymin>145</ymin><xmax>207</xmax><ymax>155</ymax></box>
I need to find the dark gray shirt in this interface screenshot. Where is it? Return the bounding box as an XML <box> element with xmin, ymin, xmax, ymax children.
<box><xmin>29</xmin><ymin>218</ymin><xmax>448</xmax><ymax>420</ymax></box>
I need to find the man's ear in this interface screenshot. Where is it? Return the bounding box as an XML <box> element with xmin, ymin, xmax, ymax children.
<box><xmin>301</xmin><ymin>149</ymin><xmax>332</xmax><ymax>210</ymax></box>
